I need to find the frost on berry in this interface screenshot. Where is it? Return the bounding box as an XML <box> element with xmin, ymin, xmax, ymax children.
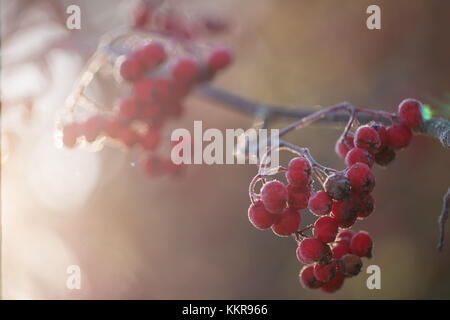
<box><xmin>207</xmin><ymin>47</ymin><xmax>233</xmax><ymax>72</ymax></box>
<box><xmin>297</xmin><ymin>238</ymin><xmax>331</xmax><ymax>264</ymax></box>
<box><xmin>285</xmin><ymin>157</ymin><xmax>312</xmax><ymax>187</ymax></box>
<box><xmin>271</xmin><ymin>207</ymin><xmax>301</xmax><ymax>237</ymax></box>
<box><xmin>354</xmin><ymin>125</ymin><xmax>381</xmax><ymax>153</ymax></box>
<box><xmin>335</xmin><ymin>133</ymin><xmax>354</xmax><ymax>159</ymax></box>
<box><xmin>324</xmin><ymin>173</ymin><xmax>350</xmax><ymax>200</ymax></box>
<box><xmin>350</xmin><ymin>231</ymin><xmax>373</xmax><ymax>258</ymax></box>
<box><xmin>345</xmin><ymin>147</ymin><xmax>374</xmax><ymax>168</ymax></box>
<box><xmin>387</xmin><ymin>124</ymin><xmax>412</xmax><ymax>150</ymax></box>
<box><xmin>398</xmin><ymin>98</ymin><xmax>423</xmax><ymax>129</ymax></box>
<box><xmin>336</xmin><ymin>230</ymin><xmax>354</xmax><ymax>242</ymax></box>
<box><xmin>313</xmin><ymin>216</ymin><xmax>338</xmax><ymax>243</ymax></box>
<box><xmin>287</xmin><ymin>185</ymin><xmax>311</xmax><ymax>210</ymax></box>
<box><xmin>172</xmin><ymin>58</ymin><xmax>199</xmax><ymax>84</ymax></box>
<box><xmin>308</xmin><ymin>191</ymin><xmax>332</xmax><ymax>216</ymax></box>
<box><xmin>374</xmin><ymin>147</ymin><xmax>396</xmax><ymax>166</ymax></box>
<box><xmin>345</xmin><ymin>163</ymin><xmax>375</xmax><ymax>194</ymax></box>
<box><xmin>62</xmin><ymin>123</ymin><xmax>80</xmax><ymax>148</ymax></box>
<box><xmin>248</xmin><ymin>200</ymin><xmax>276</xmax><ymax>230</ymax></box>
<box><xmin>299</xmin><ymin>265</ymin><xmax>322</xmax><ymax>289</ymax></box>
<box><xmin>82</xmin><ymin>115</ymin><xmax>106</xmax><ymax>143</ymax></box>
<box><xmin>260</xmin><ymin>180</ymin><xmax>288</xmax><ymax>214</ymax></box>
<box><xmin>340</xmin><ymin>253</ymin><xmax>362</xmax><ymax>277</ymax></box>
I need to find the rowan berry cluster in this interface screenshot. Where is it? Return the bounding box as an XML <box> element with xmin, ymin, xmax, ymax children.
<box><xmin>59</xmin><ymin>2</ymin><xmax>232</xmax><ymax>177</ymax></box>
<box><xmin>248</xmin><ymin>98</ymin><xmax>424</xmax><ymax>293</ymax></box>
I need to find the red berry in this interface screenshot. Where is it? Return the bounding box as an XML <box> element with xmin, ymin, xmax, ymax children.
<box><xmin>82</xmin><ymin>115</ymin><xmax>105</xmax><ymax>143</ymax></box>
<box><xmin>297</xmin><ymin>238</ymin><xmax>330</xmax><ymax>264</ymax></box>
<box><xmin>324</xmin><ymin>173</ymin><xmax>350</xmax><ymax>200</ymax></box>
<box><xmin>336</xmin><ymin>230</ymin><xmax>354</xmax><ymax>242</ymax></box>
<box><xmin>260</xmin><ymin>180</ymin><xmax>288</xmax><ymax>214</ymax></box>
<box><xmin>340</xmin><ymin>253</ymin><xmax>362</xmax><ymax>277</ymax></box>
<box><xmin>287</xmin><ymin>185</ymin><xmax>310</xmax><ymax>210</ymax></box>
<box><xmin>285</xmin><ymin>157</ymin><xmax>312</xmax><ymax>187</ymax></box>
<box><xmin>62</xmin><ymin>123</ymin><xmax>80</xmax><ymax>148</ymax></box>
<box><xmin>357</xmin><ymin>194</ymin><xmax>374</xmax><ymax>219</ymax></box>
<box><xmin>345</xmin><ymin>163</ymin><xmax>375</xmax><ymax>194</ymax></box>
<box><xmin>138</xmin><ymin>42</ymin><xmax>166</xmax><ymax>70</ymax></box>
<box><xmin>332</xmin><ymin>240</ymin><xmax>351</xmax><ymax>259</ymax></box>
<box><xmin>271</xmin><ymin>207</ymin><xmax>301</xmax><ymax>236</ymax></box>
<box><xmin>140</xmin><ymin>128</ymin><xmax>160</xmax><ymax>151</ymax></box>
<box><xmin>345</xmin><ymin>147</ymin><xmax>374</xmax><ymax>168</ymax></box>
<box><xmin>105</xmin><ymin>118</ymin><xmax>123</xmax><ymax>139</ymax></box>
<box><xmin>172</xmin><ymin>58</ymin><xmax>199</xmax><ymax>83</ymax></box>
<box><xmin>119</xmin><ymin>128</ymin><xmax>139</xmax><ymax>147</ymax></box>
<box><xmin>207</xmin><ymin>47</ymin><xmax>232</xmax><ymax>71</ymax></box>
<box><xmin>387</xmin><ymin>124</ymin><xmax>412</xmax><ymax>150</ymax></box>
<box><xmin>299</xmin><ymin>265</ymin><xmax>322</xmax><ymax>289</ymax></box>
<box><xmin>350</xmin><ymin>231</ymin><xmax>373</xmax><ymax>258</ymax></box>
<box><xmin>133</xmin><ymin>78</ymin><xmax>154</xmax><ymax>102</ymax></box>
<box><xmin>313</xmin><ymin>263</ymin><xmax>336</xmax><ymax>282</ymax></box>
<box><xmin>141</xmin><ymin>156</ymin><xmax>163</xmax><ymax>176</ymax></box>
<box><xmin>321</xmin><ymin>265</ymin><xmax>345</xmax><ymax>293</ymax></box>
<box><xmin>374</xmin><ymin>147</ymin><xmax>396</xmax><ymax>166</ymax></box>
<box><xmin>248</xmin><ymin>200</ymin><xmax>276</xmax><ymax>230</ymax></box>
<box><xmin>313</xmin><ymin>216</ymin><xmax>338</xmax><ymax>243</ymax></box>
<box><xmin>335</xmin><ymin>133</ymin><xmax>354</xmax><ymax>159</ymax></box>
<box><xmin>308</xmin><ymin>191</ymin><xmax>332</xmax><ymax>216</ymax></box>
<box><xmin>140</xmin><ymin>102</ymin><xmax>162</xmax><ymax>119</ymax></box>
<box><xmin>154</xmin><ymin>78</ymin><xmax>172</xmax><ymax>102</ymax></box>
<box><xmin>368</xmin><ymin>121</ymin><xmax>388</xmax><ymax>151</ymax></box>
<box><xmin>354</xmin><ymin>125</ymin><xmax>381</xmax><ymax>153</ymax></box>
<box><xmin>118</xmin><ymin>98</ymin><xmax>139</xmax><ymax>122</ymax></box>
<box><xmin>330</xmin><ymin>195</ymin><xmax>360</xmax><ymax>228</ymax></box>
<box><xmin>133</xmin><ymin>2</ymin><xmax>152</xmax><ymax>28</ymax></box>
<box><xmin>120</xmin><ymin>54</ymin><xmax>142</xmax><ymax>82</ymax></box>
<box><xmin>398</xmin><ymin>98</ymin><xmax>423</xmax><ymax>129</ymax></box>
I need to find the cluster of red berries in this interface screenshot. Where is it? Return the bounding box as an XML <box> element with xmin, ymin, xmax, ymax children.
<box><xmin>60</xmin><ymin>5</ymin><xmax>232</xmax><ymax>177</ymax></box>
<box><xmin>248</xmin><ymin>98</ymin><xmax>424</xmax><ymax>292</ymax></box>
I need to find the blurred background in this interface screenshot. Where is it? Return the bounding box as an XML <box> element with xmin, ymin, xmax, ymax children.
<box><xmin>1</xmin><ymin>0</ymin><xmax>450</xmax><ymax>299</ymax></box>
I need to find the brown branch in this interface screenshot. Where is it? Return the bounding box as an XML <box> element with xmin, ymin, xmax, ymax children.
<box><xmin>197</xmin><ymin>85</ymin><xmax>450</xmax><ymax>148</ymax></box>
<box><xmin>437</xmin><ymin>188</ymin><xmax>450</xmax><ymax>251</ymax></box>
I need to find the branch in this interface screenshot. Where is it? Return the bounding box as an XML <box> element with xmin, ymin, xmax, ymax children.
<box><xmin>437</xmin><ymin>188</ymin><xmax>450</xmax><ymax>251</ymax></box>
<box><xmin>198</xmin><ymin>85</ymin><xmax>450</xmax><ymax>148</ymax></box>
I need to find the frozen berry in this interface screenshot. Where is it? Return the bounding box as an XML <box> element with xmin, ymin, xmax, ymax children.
<box><xmin>354</xmin><ymin>125</ymin><xmax>381</xmax><ymax>153</ymax></box>
<box><xmin>321</xmin><ymin>268</ymin><xmax>345</xmax><ymax>293</ymax></box>
<box><xmin>297</xmin><ymin>238</ymin><xmax>331</xmax><ymax>264</ymax></box>
<box><xmin>138</xmin><ymin>42</ymin><xmax>166</xmax><ymax>70</ymax></box>
<box><xmin>314</xmin><ymin>263</ymin><xmax>336</xmax><ymax>282</ymax></box>
<box><xmin>345</xmin><ymin>163</ymin><xmax>375</xmax><ymax>194</ymax></box>
<box><xmin>345</xmin><ymin>147</ymin><xmax>374</xmax><ymax>168</ymax></box>
<box><xmin>308</xmin><ymin>191</ymin><xmax>332</xmax><ymax>216</ymax></box>
<box><xmin>324</xmin><ymin>173</ymin><xmax>350</xmax><ymax>200</ymax></box>
<box><xmin>340</xmin><ymin>253</ymin><xmax>362</xmax><ymax>277</ymax></box>
<box><xmin>260</xmin><ymin>180</ymin><xmax>288</xmax><ymax>214</ymax></box>
<box><xmin>387</xmin><ymin>124</ymin><xmax>412</xmax><ymax>150</ymax></box>
<box><xmin>207</xmin><ymin>47</ymin><xmax>232</xmax><ymax>71</ymax></box>
<box><xmin>357</xmin><ymin>194</ymin><xmax>374</xmax><ymax>220</ymax></box>
<box><xmin>398</xmin><ymin>98</ymin><xmax>423</xmax><ymax>129</ymax></box>
<box><xmin>172</xmin><ymin>58</ymin><xmax>199</xmax><ymax>83</ymax></box>
<box><xmin>313</xmin><ymin>216</ymin><xmax>338</xmax><ymax>243</ymax></box>
<box><xmin>119</xmin><ymin>128</ymin><xmax>139</xmax><ymax>147</ymax></box>
<box><xmin>286</xmin><ymin>157</ymin><xmax>312</xmax><ymax>187</ymax></box>
<box><xmin>271</xmin><ymin>207</ymin><xmax>301</xmax><ymax>237</ymax></box>
<box><xmin>120</xmin><ymin>54</ymin><xmax>142</xmax><ymax>82</ymax></box>
<box><xmin>133</xmin><ymin>78</ymin><xmax>154</xmax><ymax>102</ymax></box>
<box><xmin>350</xmin><ymin>231</ymin><xmax>373</xmax><ymax>258</ymax></box>
<box><xmin>374</xmin><ymin>147</ymin><xmax>396</xmax><ymax>166</ymax></box>
<box><xmin>330</xmin><ymin>195</ymin><xmax>360</xmax><ymax>228</ymax></box>
<box><xmin>335</xmin><ymin>133</ymin><xmax>354</xmax><ymax>159</ymax></box>
<box><xmin>332</xmin><ymin>240</ymin><xmax>351</xmax><ymax>259</ymax></box>
<box><xmin>336</xmin><ymin>230</ymin><xmax>354</xmax><ymax>242</ymax></box>
<box><xmin>82</xmin><ymin>115</ymin><xmax>105</xmax><ymax>143</ymax></box>
<box><xmin>248</xmin><ymin>200</ymin><xmax>277</xmax><ymax>230</ymax></box>
<box><xmin>299</xmin><ymin>265</ymin><xmax>322</xmax><ymax>289</ymax></box>
<box><xmin>118</xmin><ymin>98</ymin><xmax>139</xmax><ymax>122</ymax></box>
<box><xmin>287</xmin><ymin>185</ymin><xmax>311</xmax><ymax>210</ymax></box>
<box><xmin>62</xmin><ymin>123</ymin><xmax>80</xmax><ymax>148</ymax></box>
<box><xmin>368</xmin><ymin>121</ymin><xmax>388</xmax><ymax>151</ymax></box>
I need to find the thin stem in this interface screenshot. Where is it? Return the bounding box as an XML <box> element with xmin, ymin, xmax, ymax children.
<box><xmin>437</xmin><ymin>187</ymin><xmax>450</xmax><ymax>251</ymax></box>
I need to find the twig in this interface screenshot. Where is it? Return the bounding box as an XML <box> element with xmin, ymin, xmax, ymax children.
<box><xmin>437</xmin><ymin>188</ymin><xmax>450</xmax><ymax>251</ymax></box>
